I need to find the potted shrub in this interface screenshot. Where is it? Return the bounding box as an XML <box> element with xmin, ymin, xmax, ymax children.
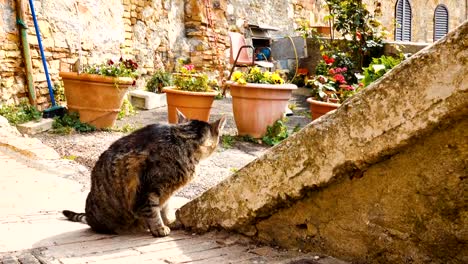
<box><xmin>306</xmin><ymin>54</ymin><xmax>360</xmax><ymax>120</ymax></box>
<box><xmin>128</xmin><ymin>69</ymin><xmax>172</xmax><ymax>110</ymax></box>
<box><xmin>162</xmin><ymin>60</ymin><xmax>218</xmax><ymax>123</ymax></box>
<box><xmin>59</xmin><ymin>58</ymin><xmax>138</xmax><ymax>128</ymax></box>
<box><xmin>228</xmin><ymin>66</ymin><xmax>297</xmax><ymax>138</ymax></box>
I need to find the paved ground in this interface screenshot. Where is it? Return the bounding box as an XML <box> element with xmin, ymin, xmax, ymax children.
<box><xmin>0</xmin><ymin>102</ymin><xmax>349</xmax><ymax>263</ymax></box>
<box><xmin>34</xmin><ymin>89</ymin><xmax>313</xmax><ymax>199</ymax></box>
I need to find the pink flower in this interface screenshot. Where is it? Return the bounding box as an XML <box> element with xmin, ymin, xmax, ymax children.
<box><xmin>184</xmin><ymin>64</ymin><xmax>195</xmax><ymax>71</ymax></box>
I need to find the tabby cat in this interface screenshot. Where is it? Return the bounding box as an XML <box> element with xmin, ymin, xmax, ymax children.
<box><xmin>63</xmin><ymin>111</ymin><xmax>225</xmax><ymax>237</ymax></box>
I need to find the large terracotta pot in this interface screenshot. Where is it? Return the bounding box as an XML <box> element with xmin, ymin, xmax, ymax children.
<box><xmin>163</xmin><ymin>86</ymin><xmax>217</xmax><ymax>123</ymax></box>
<box><xmin>228</xmin><ymin>81</ymin><xmax>297</xmax><ymax>138</ymax></box>
<box><xmin>306</xmin><ymin>97</ymin><xmax>340</xmax><ymax>120</ymax></box>
<box><xmin>59</xmin><ymin>72</ymin><xmax>134</xmax><ymax>128</ymax></box>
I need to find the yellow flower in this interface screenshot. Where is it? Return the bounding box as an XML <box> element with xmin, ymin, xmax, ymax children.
<box><xmin>237</xmin><ymin>77</ymin><xmax>247</xmax><ymax>85</ymax></box>
<box><xmin>250</xmin><ymin>66</ymin><xmax>261</xmax><ymax>75</ymax></box>
<box><xmin>271</xmin><ymin>73</ymin><xmax>284</xmax><ymax>84</ymax></box>
<box><xmin>263</xmin><ymin>71</ymin><xmax>272</xmax><ymax>79</ymax></box>
<box><xmin>231</xmin><ymin>71</ymin><xmax>243</xmax><ymax>81</ymax></box>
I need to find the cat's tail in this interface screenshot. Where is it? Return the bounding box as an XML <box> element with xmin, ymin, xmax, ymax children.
<box><xmin>62</xmin><ymin>210</ymin><xmax>87</xmax><ymax>224</ymax></box>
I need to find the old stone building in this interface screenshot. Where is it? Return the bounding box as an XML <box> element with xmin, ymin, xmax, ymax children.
<box><xmin>0</xmin><ymin>0</ymin><xmax>466</xmax><ymax>109</ymax></box>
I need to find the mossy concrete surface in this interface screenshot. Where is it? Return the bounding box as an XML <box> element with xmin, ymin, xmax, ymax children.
<box><xmin>177</xmin><ymin>22</ymin><xmax>468</xmax><ymax>263</ymax></box>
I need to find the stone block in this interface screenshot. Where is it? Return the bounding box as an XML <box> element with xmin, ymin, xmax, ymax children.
<box><xmin>16</xmin><ymin>118</ymin><xmax>54</xmax><ymax>135</ymax></box>
<box><xmin>129</xmin><ymin>90</ymin><xmax>166</xmax><ymax>109</ymax></box>
<box><xmin>177</xmin><ymin>21</ymin><xmax>468</xmax><ymax>264</ymax></box>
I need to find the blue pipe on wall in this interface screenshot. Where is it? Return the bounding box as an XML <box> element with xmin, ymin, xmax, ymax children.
<box><xmin>28</xmin><ymin>0</ymin><xmax>56</xmax><ymax>106</ymax></box>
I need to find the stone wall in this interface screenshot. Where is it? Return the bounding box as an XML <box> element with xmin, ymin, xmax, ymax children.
<box><xmin>0</xmin><ymin>0</ymin><xmax>466</xmax><ymax>109</ymax></box>
<box><xmin>0</xmin><ymin>0</ymin><xmax>188</xmax><ymax>110</ymax></box>
<box><xmin>365</xmin><ymin>0</ymin><xmax>467</xmax><ymax>42</ymax></box>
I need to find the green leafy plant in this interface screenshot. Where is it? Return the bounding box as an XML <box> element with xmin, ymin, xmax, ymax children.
<box><xmin>52</xmin><ymin>112</ymin><xmax>96</xmax><ymax>134</ymax></box>
<box><xmin>172</xmin><ymin>59</ymin><xmax>211</xmax><ymax>92</ymax></box>
<box><xmin>231</xmin><ymin>66</ymin><xmax>285</xmax><ymax>85</ymax></box>
<box><xmin>117</xmin><ymin>98</ymin><xmax>136</xmax><ymax>120</ymax></box>
<box><xmin>0</xmin><ymin>101</ymin><xmax>41</xmax><ymax>125</ymax></box>
<box><xmin>362</xmin><ymin>55</ymin><xmax>403</xmax><ymax>86</ymax></box>
<box><xmin>146</xmin><ymin>70</ymin><xmax>173</xmax><ymax>93</ymax></box>
<box><xmin>324</xmin><ymin>0</ymin><xmax>387</xmax><ymax>69</ymax></box>
<box><xmin>53</xmin><ymin>81</ymin><xmax>66</xmax><ymax>103</ymax></box>
<box><xmin>261</xmin><ymin>118</ymin><xmax>289</xmax><ymax>146</ymax></box>
<box><xmin>221</xmin><ymin>134</ymin><xmax>235</xmax><ymax>149</ymax></box>
<box><xmin>83</xmin><ymin>57</ymin><xmax>139</xmax><ymax>79</ymax></box>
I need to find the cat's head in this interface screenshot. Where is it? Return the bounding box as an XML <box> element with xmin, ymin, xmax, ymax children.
<box><xmin>176</xmin><ymin>110</ymin><xmax>226</xmax><ymax>160</ymax></box>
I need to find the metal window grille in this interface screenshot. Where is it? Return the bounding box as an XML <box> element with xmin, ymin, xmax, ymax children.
<box><xmin>395</xmin><ymin>0</ymin><xmax>412</xmax><ymax>41</ymax></box>
<box><xmin>434</xmin><ymin>5</ymin><xmax>449</xmax><ymax>41</ymax></box>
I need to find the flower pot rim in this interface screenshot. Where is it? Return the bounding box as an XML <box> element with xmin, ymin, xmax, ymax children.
<box><xmin>226</xmin><ymin>81</ymin><xmax>297</xmax><ymax>90</ymax></box>
<box><xmin>162</xmin><ymin>86</ymin><xmax>217</xmax><ymax>96</ymax></box>
<box><xmin>59</xmin><ymin>72</ymin><xmax>134</xmax><ymax>85</ymax></box>
<box><xmin>306</xmin><ymin>97</ymin><xmax>341</xmax><ymax>107</ymax></box>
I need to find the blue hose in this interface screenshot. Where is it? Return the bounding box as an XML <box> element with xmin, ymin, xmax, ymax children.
<box><xmin>28</xmin><ymin>0</ymin><xmax>56</xmax><ymax>106</ymax></box>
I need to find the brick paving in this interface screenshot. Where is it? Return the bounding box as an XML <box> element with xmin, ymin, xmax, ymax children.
<box><xmin>0</xmin><ymin>126</ymin><xmax>347</xmax><ymax>264</ymax></box>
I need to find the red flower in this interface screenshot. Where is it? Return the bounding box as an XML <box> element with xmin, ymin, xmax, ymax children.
<box><xmin>322</xmin><ymin>54</ymin><xmax>335</xmax><ymax>65</ymax></box>
<box><xmin>356</xmin><ymin>32</ymin><xmax>362</xmax><ymax>41</ymax></box>
<box><xmin>107</xmin><ymin>59</ymin><xmax>114</xmax><ymax>65</ymax></box>
<box><xmin>328</xmin><ymin>68</ymin><xmax>336</xmax><ymax>75</ymax></box>
<box><xmin>334</xmin><ymin>74</ymin><xmax>346</xmax><ymax>84</ymax></box>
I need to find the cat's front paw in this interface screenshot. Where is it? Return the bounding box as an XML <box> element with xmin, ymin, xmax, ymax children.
<box><xmin>151</xmin><ymin>225</ymin><xmax>171</xmax><ymax>237</ymax></box>
<box><xmin>167</xmin><ymin>218</ymin><xmax>183</xmax><ymax>230</ymax></box>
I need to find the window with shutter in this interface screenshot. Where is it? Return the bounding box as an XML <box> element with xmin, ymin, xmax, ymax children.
<box><xmin>434</xmin><ymin>5</ymin><xmax>449</xmax><ymax>41</ymax></box>
<box><xmin>395</xmin><ymin>0</ymin><xmax>412</xmax><ymax>41</ymax></box>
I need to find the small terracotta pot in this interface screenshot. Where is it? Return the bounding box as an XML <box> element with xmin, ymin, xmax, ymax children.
<box><xmin>163</xmin><ymin>86</ymin><xmax>217</xmax><ymax>123</ymax></box>
<box><xmin>311</xmin><ymin>26</ymin><xmax>332</xmax><ymax>36</ymax></box>
<box><xmin>228</xmin><ymin>81</ymin><xmax>297</xmax><ymax>138</ymax></box>
<box><xmin>307</xmin><ymin>97</ymin><xmax>341</xmax><ymax>120</ymax></box>
<box><xmin>60</xmin><ymin>72</ymin><xmax>134</xmax><ymax>128</ymax></box>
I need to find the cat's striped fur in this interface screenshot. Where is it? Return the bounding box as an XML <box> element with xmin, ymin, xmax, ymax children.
<box><xmin>63</xmin><ymin>111</ymin><xmax>225</xmax><ymax>237</ymax></box>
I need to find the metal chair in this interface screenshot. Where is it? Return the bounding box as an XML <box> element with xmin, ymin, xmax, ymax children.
<box><xmin>227</xmin><ymin>32</ymin><xmax>274</xmax><ymax>80</ymax></box>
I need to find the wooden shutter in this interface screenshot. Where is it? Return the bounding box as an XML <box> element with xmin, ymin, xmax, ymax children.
<box><xmin>395</xmin><ymin>0</ymin><xmax>412</xmax><ymax>41</ymax></box>
<box><xmin>434</xmin><ymin>5</ymin><xmax>449</xmax><ymax>41</ymax></box>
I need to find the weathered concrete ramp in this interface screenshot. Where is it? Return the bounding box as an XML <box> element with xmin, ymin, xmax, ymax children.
<box><xmin>177</xmin><ymin>22</ymin><xmax>468</xmax><ymax>263</ymax></box>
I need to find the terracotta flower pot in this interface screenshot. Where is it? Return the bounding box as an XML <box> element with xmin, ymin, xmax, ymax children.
<box><xmin>163</xmin><ymin>86</ymin><xmax>217</xmax><ymax>123</ymax></box>
<box><xmin>311</xmin><ymin>26</ymin><xmax>332</xmax><ymax>36</ymax></box>
<box><xmin>228</xmin><ymin>81</ymin><xmax>297</xmax><ymax>138</ymax></box>
<box><xmin>59</xmin><ymin>72</ymin><xmax>134</xmax><ymax>128</ymax></box>
<box><xmin>306</xmin><ymin>97</ymin><xmax>341</xmax><ymax>120</ymax></box>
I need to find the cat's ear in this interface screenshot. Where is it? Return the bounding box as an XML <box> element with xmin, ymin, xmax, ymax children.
<box><xmin>176</xmin><ymin>109</ymin><xmax>188</xmax><ymax>124</ymax></box>
<box><xmin>211</xmin><ymin>115</ymin><xmax>226</xmax><ymax>134</ymax></box>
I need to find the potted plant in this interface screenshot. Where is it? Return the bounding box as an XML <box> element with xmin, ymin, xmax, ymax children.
<box><xmin>228</xmin><ymin>66</ymin><xmax>297</xmax><ymax>138</ymax></box>
<box><xmin>162</xmin><ymin>60</ymin><xmax>218</xmax><ymax>123</ymax></box>
<box><xmin>59</xmin><ymin>58</ymin><xmax>138</xmax><ymax>128</ymax></box>
<box><xmin>128</xmin><ymin>69</ymin><xmax>172</xmax><ymax>110</ymax></box>
<box><xmin>306</xmin><ymin>54</ymin><xmax>360</xmax><ymax>120</ymax></box>
<box><xmin>146</xmin><ymin>70</ymin><xmax>173</xmax><ymax>94</ymax></box>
